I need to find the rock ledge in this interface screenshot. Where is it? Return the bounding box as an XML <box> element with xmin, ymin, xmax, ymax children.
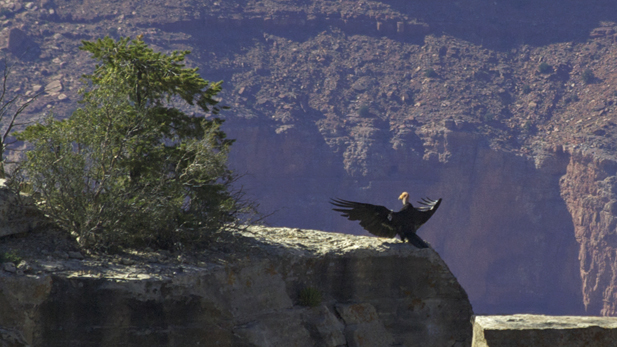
<box><xmin>473</xmin><ymin>314</ymin><xmax>617</xmax><ymax>347</ymax></box>
<box><xmin>0</xmin><ymin>226</ymin><xmax>473</xmax><ymax>347</ymax></box>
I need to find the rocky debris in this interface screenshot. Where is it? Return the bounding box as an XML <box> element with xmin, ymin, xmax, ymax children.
<box><xmin>44</xmin><ymin>79</ymin><xmax>62</xmax><ymax>95</ymax></box>
<box><xmin>16</xmin><ymin>260</ymin><xmax>31</xmax><ymax>273</ymax></box>
<box><xmin>0</xmin><ymin>226</ymin><xmax>473</xmax><ymax>347</ymax></box>
<box><xmin>472</xmin><ymin>314</ymin><xmax>617</xmax><ymax>347</ymax></box>
<box><xmin>2</xmin><ymin>262</ymin><xmax>16</xmax><ymax>273</ymax></box>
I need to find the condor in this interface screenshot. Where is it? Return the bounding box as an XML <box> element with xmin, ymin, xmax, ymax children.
<box><xmin>330</xmin><ymin>192</ymin><xmax>442</xmax><ymax>248</ymax></box>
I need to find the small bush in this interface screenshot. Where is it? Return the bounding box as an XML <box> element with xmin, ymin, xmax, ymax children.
<box><xmin>538</xmin><ymin>62</ymin><xmax>552</xmax><ymax>74</ymax></box>
<box><xmin>0</xmin><ymin>250</ymin><xmax>22</xmax><ymax>264</ymax></box>
<box><xmin>358</xmin><ymin>105</ymin><xmax>371</xmax><ymax>117</ymax></box>
<box><xmin>582</xmin><ymin>69</ymin><xmax>595</xmax><ymax>84</ymax></box>
<box><xmin>483</xmin><ymin>113</ymin><xmax>496</xmax><ymax>122</ymax></box>
<box><xmin>423</xmin><ymin>68</ymin><xmax>438</xmax><ymax>78</ymax></box>
<box><xmin>522</xmin><ymin>85</ymin><xmax>532</xmax><ymax>94</ymax></box>
<box><xmin>299</xmin><ymin>287</ymin><xmax>322</xmax><ymax>307</ymax></box>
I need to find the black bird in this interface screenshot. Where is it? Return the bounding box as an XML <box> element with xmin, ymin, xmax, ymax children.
<box><xmin>330</xmin><ymin>192</ymin><xmax>442</xmax><ymax>248</ymax></box>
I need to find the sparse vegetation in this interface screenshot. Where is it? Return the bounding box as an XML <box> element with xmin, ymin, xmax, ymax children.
<box><xmin>582</xmin><ymin>69</ymin><xmax>595</xmax><ymax>84</ymax></box>
<box><xmin>12</xmin><ymin>37</ymin><xmax>255</xmax><ymax>251</ymax></box>
<box><xmin>522</xmin><ymin>85</ymin><xmax>532</xmax><ymax>94</ymax></box>
<box><xmin>483</xmin><ymin>113</ymin><xmax>496</xmax><ymax>122</ymax></box>
<box><xmin>358</xmin><ymin>105</ymin><xmax>371</xmax><ymax>117</ymax></box>
<box><xmin>0</xmin><ymin>250</ymin><xmax>22</xmax><ymax>264</ymax></box>
<box><xmin>538</xmin><ymin>62</ymin><xmax>552</xmax><ymax>74</ymax></box>
<box><xmin>423</xmin><ymin>68</ymin><xmax>438</xmax><ymax>78</ymax></box>
<box><xmin>299</xmin><ymin>286</ymin><xmax>322</xmax><ymax>307</ymax></box>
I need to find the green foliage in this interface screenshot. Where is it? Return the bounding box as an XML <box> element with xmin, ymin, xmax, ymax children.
<box><xmin>538</xmin><ymin>62</ymin><xmax>552</xmax><ymax>74</ymax></box>
<box><xmin>13</xmin><ymin>37</ymin><xmax>247</xmax><ymax>251</ymax></box>
<box><xmin>522</xmin><ymin>85</ymin><xmax>532</xmax><ymax>94</ymax></box>
<box><xmin>423</xmin><ymin>68</ymin><xmax>438</xmax><ymax>78</ymax></box>
<box><xmin>0</xmin><ymin>250</ymin><xmax>22</xmax><ymax>264</ymax></box>
<box><xmin>482</xmin><ymin>112</ymin><xmax>496</xmax><ymax>122</ymax></box>
<box><xmin>582</xmin><ymin>69</ymin><xmax>595</xmax><ymax>84</ymax></box>
<box><xmin>299</xmin><ymin>287</ymin><xmax>322</xmax><ymax>307</ymax></box>
<box><xmin>358</xmin><ymin>105</ymin><xmax>371</xmax><ymax>117</ymax></box>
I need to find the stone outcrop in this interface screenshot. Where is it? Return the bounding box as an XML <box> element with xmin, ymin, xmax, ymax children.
<box><xmin>472</xmin><ymin>314</ymin><xmax>617</xmax><ymax>347</ymax></box>
<box><xmin>0</xmin><ymin>227</ymin><xmax>473</xmax><ymax>347</ymax></box>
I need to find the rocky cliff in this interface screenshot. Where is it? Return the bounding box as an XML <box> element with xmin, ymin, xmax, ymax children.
<box><xmin>0</xmin><ymin>227</ymin><xmax>472</xmax><ymax>347</ymax></box>
<box><xmin>560</xmin><ymin>150</ymin><xmax>617</xmax><ymax>316</ymax></box>
<box><xmin>3</xmin><ymin>0</ymin><xmax>617</xmax><ymax>315</ymax></box>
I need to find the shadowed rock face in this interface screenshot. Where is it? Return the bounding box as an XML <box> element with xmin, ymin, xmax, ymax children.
<box><xmin>0</xmin><ymin>227</ymin><xmax>472</xmax><ymax>347</ymax></box>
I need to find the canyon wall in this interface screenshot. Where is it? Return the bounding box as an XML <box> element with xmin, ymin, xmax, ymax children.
<box><xmin>560</xmin><ymin>149</ymin><xmax>617</xmax><ymax>315</ymax></box>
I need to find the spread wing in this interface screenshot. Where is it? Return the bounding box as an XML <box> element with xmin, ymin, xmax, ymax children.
<box><xmin>330</xmin><ymin>198</ymin><xmax>397</xmax><ymax>238</ymax></box>
<box><xmin>415</xmin><ymin>197</ymin><xmax>442</xmax><ymax>226</ymax></box>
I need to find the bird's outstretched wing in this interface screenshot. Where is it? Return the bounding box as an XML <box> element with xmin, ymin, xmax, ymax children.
<box><xmin>330</xmin><ymin>198</ymin><xmax>397</xmax><ymax>238</ymax></box>
<box><xmin>415</xmin><ymin>197</ymin><xmax>442</xmax><ymax>225</ymax></box>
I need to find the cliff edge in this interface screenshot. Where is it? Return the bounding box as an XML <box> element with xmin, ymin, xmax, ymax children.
<box><xmin>0</xmin><ymin>226</ymin><xmax>472</xmax><ymax>347</ymax></box>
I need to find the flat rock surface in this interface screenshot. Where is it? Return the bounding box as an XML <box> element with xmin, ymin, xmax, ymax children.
<box><xmin>475</xmin><ymin>314</ymin><xmax>617</xmax><ymax>330</ymax></box>
<box><xmin>240</xmin><ymin>226</ymin><xmax>433</xmax><ymax>257</ymax></box>
<box><xmin>473</xmin><ymin>314</ymin><xmax>617</xmax><ymax>347</ymax></box>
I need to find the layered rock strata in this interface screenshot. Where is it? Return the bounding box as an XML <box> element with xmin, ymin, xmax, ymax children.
<box><xmin>0</xmin><ymin>227</ymin><xmax>473</xmax><ymax>347</ymax></box>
